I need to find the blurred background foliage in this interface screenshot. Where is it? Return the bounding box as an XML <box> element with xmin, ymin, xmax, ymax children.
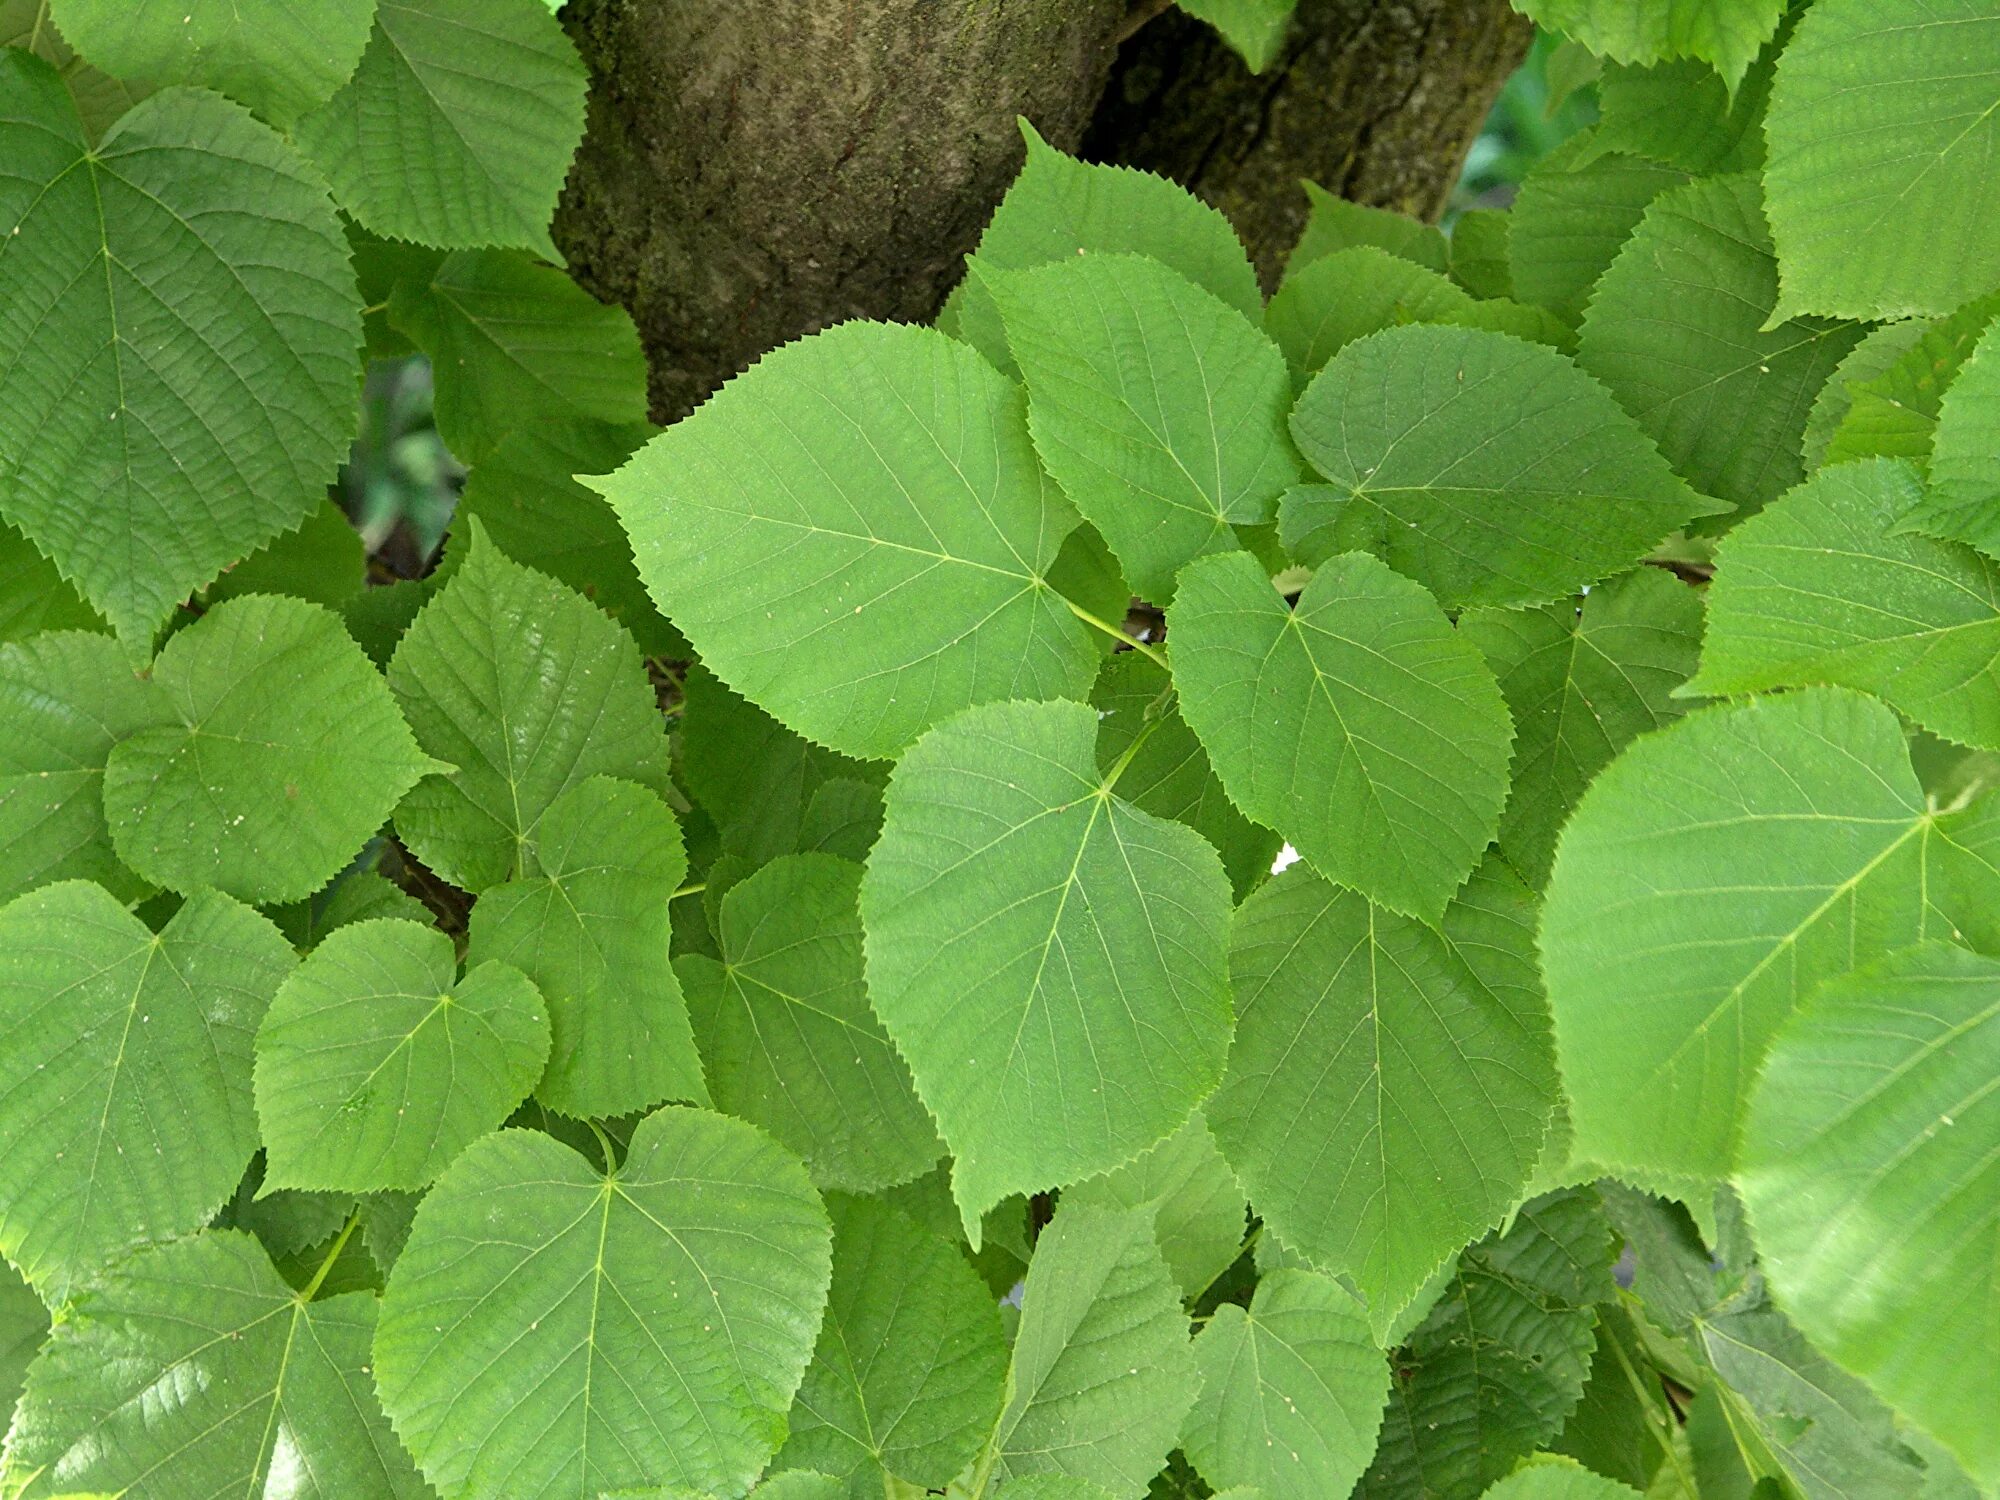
<box><xmin>337</xmin><ymin>30</ymin><xmax>1594</xmax><ymax>584</ymax></box>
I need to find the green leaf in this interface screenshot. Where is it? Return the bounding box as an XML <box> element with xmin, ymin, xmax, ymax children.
<box><xmin>103</xmin><ymin>593</ymin><xmax>441</xmax><ymax>905</ymax></box>
<box><xmin>1090</xmin><ymin>652</ymin><xmax>1279</xmax><ymax>899</ymax></box>
<box><xmin>1512</xmin><ymin>0</ymin><xmax>1784</xmax><ymax>87</ymax></box>
<box><xmin>1587</xmin><ymin>48</ymin><xmax>1775</xmax><ymax>175</ymax></box>
<box><xmin>1823</xmin><ymin>295</ymin><xmax>2000</xmax><ymax>472</ymax></box>
<box><xmin>1540</xmin><ymin>687</ymin><xmax>2000</xmax><ymax>1179</ymax></box>
<box><xmin>591</xmin><ymin>320</ymin><xmax>1098</xmax><ymax>760</ymax></box>
<box><xmin>389</xmin><ymin>251</ymin><xmax>650</xmax><ymax>466</ymax></box>
<box><xmin>1176</xmin><ymin>0</ymin><xmax>1296</xmax><ymax>72</ymax></box>
<box><xmin>990</xmin><ymin>1203</ymin><xmax>1200</xmax><ymax>1497</ymax></box>
<box><xmin>1359</xmin><ymin>1188</ymin><xmax>1618</xmax><ymax>1500</ymax></box>
<box><xmin>774</xmin><ymin>1194</ymin><xmax>1006</xmax><ymax>1497</ymax></box>
<box><xmin>1183</xmin><ymin>1268</ymin><xmax>1390</xmax><ymax>1500</ymax></box>
<box><xmin>953</xmin><ymin>121</ymin><xmax>1260</xmax><ymax>375</ymax></box>
<box><xmin>1207</xmin><ymin>858</ymin><xmax>1556</xmax><ymax>1336</ymax></box>
<box><xmin>0</xmin><ymin>881</ymin><xmax>294</xmax><ymax>1301</ymax></box>
<box><xmin>389</xmin><ymin>527</ymin><xmax>671</xmax><ymax>892</ymax></box>
<box><xmin>1462</xmin><ymin>568</ymin><xmax>1705</xmax><ymax>889</ymax></box>
<box><xmin>0</xmin><ymin>52</ymin><xmax>362</xmax><ymax>647</ymax></box>
<box><xmin>990</xmin><ymin>1482</ymin><xmax>1122</xmax><ymax>1500</ymax></box>
<box><xmin>270</xmin><ymin>868</ymin><xmax>431</xmax><ymax>950</ymax></box>
<box><xmin>1482</xmin><ymin>1458</ymin><xmax>1643</xmax><ymax>1498</ymax></box>
<box><xmin>1508</xmin><ymin>137</ymin><xmax>1687</xmax><ymax>329</ymax></box>
<box><xmin>1898</xmin><ymin>316</ymin><xmax>2000</xmax><ymax>558</ymax></box>
<box><xmin>677</xmin><ymin>854</ymin><xmax>941</xmax><ymax>1193</ymax></box>
<box><xmin>860</xmin><ymin>698</ymin><xmax>1233</xmax><ymax>1232</ymax></box>
<box><xmin>1579</xmin><ymin>174</ymin><xmax>1862</xmax><ymax>515</ymax></box>
<box><xmin>0</xmin><ymin>1258</ymin><xmax>44</xmax><ymax>1433</ymax></box>
<box><xmin>0</xmin><ymin>630</ymin><xmax>169</xmax><ymax>906</ymax></box>
<box><xmin>0</xmin><ymin>521</ymin><xmax>100</xmax><ymax>643</ymax></box>
<box><xmin>1449</xmin><ymin>209</ymin><xmax>1514</xmax><ymax>300</ymax></box>
<box><xmin>204</xmin><ymin>499</ymin><xmax>368</xmax><ymax>610</ymax></box>
<box><xmin>1738</xmin><ymin>941</ymin><xmax>2000</xmax><ymax>1490</ymax></box>
<box><xmin>1167</xmin><ymin>548</ymin><xmax>1513</xmax><ymax>921</ymax></box>
<box><xmin>1289</xmin><ymin>182</ymin><xmax>1449</xmax><ymax>276</ymax></box>
<box><xmin>46</xmin><ymin>0</ymin><xmax>375</xmax><ymax>126</ymax></box>
<box><xmin>1801</xmin><ymin>321</ymin><xmax>1928</xmax><ymax>474</ymax></box>
<box><xmin>466</xmin><ymin>775</ymin><xmax>707</xmax><ymax>1119</ymax></box>
<box><xmin>295</xmin><ymin>0</ymin><xmax>587</xmax><ymax>259</ymax></box>
<box><xmin>373</xmin><ymin>1107</ymin><xmax>833</xmax><ymax>1500</ymax></box>
<box><xmin>254</xmin><ymin>918</ymin><xmax>550</xmax><ymax>1192</ymax></box>
<box><xmin>1285</xmin><ymin>325</ymin><xmax>1716</xmax><ymax>610</ymax></box>
<box><xmin>0</xmin><ymin>0</ymin><xmax>150</xmax><ymax>137</ymax></box>
<box><xmin>1065</xmin><ymin>1107</ymin><xmax>1247</xmax><ymax>1301</ymax></box>
<box><xmin>1689</xmin><ymin>458</ymin><xmax>2000</xmax><ymax>750</ymax></box>
<box><xmin>456</xmin><ymin>416</ymin><xmax>679</xmax><ymax>654</ymax></box>
<box><xmin>1764</xmin><ymin>0</ymin><xmax>2000</xmax><ymax>321</ymax></box>
<box><xmin>0</xmin><ymin>1231</ymin><xmax>423</xmax><ymax>1498</ymax></box>
<box><xmin>982</xmin><ymin>253</ymin><xmax>1301</xmax><ymax>603</ymax></box>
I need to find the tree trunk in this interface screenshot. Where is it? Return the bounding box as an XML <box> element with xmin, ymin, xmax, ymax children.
<box><xmin>554</xmin><ymin>0</ymin><xmax>1530</xmax><ymax>422</ymax></box>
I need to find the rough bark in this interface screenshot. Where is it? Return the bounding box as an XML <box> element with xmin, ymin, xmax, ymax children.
<box><xmin>555</xmin><ymin>0</ymin><xmax>1529</xmax><ymax>421</ymax></box>
<box><xmin>1086</xmin><ymin>0</ymin><xmax>1533</xmax><ymax>288</ymax></box>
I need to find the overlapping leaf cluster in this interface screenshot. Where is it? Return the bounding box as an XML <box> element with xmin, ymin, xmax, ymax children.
<box><xmin>0</xmin><ymin>1</ymin><xmax>1995</xmax><ymax>1497</ymax></box>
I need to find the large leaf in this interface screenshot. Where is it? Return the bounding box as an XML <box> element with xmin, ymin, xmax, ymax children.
<box><xmin>1461</xmin><ymin>568</ymin><xmax>1704</xmax><ymax>889</ymax></box>
<box><xmin>1579</xmin><ymin>174</ymin><xmax>1862</xmax><ymax>515</ymax></box>
<box><xmin>0</xmin><ymin>882</ymin><xmax>294</xmax><ymax>1301</ymax></box>
<box><xmin>988</xmin><ymin>1204</ymin><xmax>1200</xmax><ymax>1498</ymax></box>
<box><xmin>1359</xmin><ymin>1188</ymin><xmax>1618</xmax><ymax>1500</ymax></box>
<box><xmin>389</xmin><ymin>251</ymin><xmax>650</xmax><ymax>466</ymax></box>
<box><xmin>0</xmin><ymin>1231</ymin><xmax>423</xmax><ymax>1497</ymax></box>
<box><xmin>591</xmin><ymin>321</ymin><xmax>1097</xmax><ymax>760</ymax></box>
<box><xmin>104</xmin><ymin>593</ymin><xmax>441</xmax><ymax>905</ymax></box>
<box><xmin>677</xmin><ymin>854</ymin><xmax>941</xmax><ymax>1193</ymax></box>
<box><xmin>1763</xmin><ymin>0</ymin><xmax>2000</xmax><ymax>321</ymax></box>
<box><xmin>1168</xmin><ymin>548</ymin><xmax>1513</xmax><ymax>921</ymax></box>
<box><xmin>46</xmin><ymin>0</ymin><xmax>376</xmax><ymax>125</ymax></box>
<box><xmin>466</xmin><ymin>775</ymin><xmax>707</xmax><ymax>1119</ymax></box>
<box><xmin>295</xmin><ymin>0</ymin><xmax>587</xmax><ymax>259</ymax></box>
<box><xmin>773</xmin><ymin>1195</ymin><xmax>1005</xmax><ymax>1498</ymax></box>
<box><xmin>1514</xmin><ymin>0</ymin><xmax>1784</xmax><ymax>88</ymax></box>
<box><xmin>1738</xmin><ymin>942</ymin><xmax>2000</xmax><ymax>1490</ymax></box>
<box><xmin>1183</xmin><ymin>1268</ymin><xmax>1390</xmax><ymax>1500</ymax></box>
<box><xmin>1207</xmin><ymin>859</ymin><xmax>1556</xmax><ymax>1338</ymax></box>
<box><xmin>373</xmin><ymin>1108</ymin><xmax>833</xmax><ymax>1500</ymax></box>
<box><xmin>1284</xmin><ymin>325</ymin><xmax>1715</xmax><ymax>610</ymax></box>
<box><xmin>0</xmin><ymin>52</ymin><xmax>361</xmax><ymax>647</ymax></box>
<box><xmin>0</xmin><ymin>631</ymin><xmax>169</xmax><ymax>906</ymax></box>
<box><xmin>1065</xmin><ymin>1108</ymin><xmax>1248</xmax><ymax>1302</ymax></box>
<box><xmin>1898</xmin><ymin>317</ymin><xmax>2000</xmax><ymax>558</ymax></box>
<box><xmin>388</xmin><ymin>527</ymin><xmax>671</xmax><ymax>892</ymax></box>
<box><xmin>1689</xmin><ymin>458</ymin><xmax>2000</xmax><ymax>750</ymax></box>
<box><xmin>860</xmin><ymin>699</ymin><xmax>1233</xmax><ymax>1232</ymax></box>
<box><xmin>982</xmin><ymin>252</ymin><xmax>1301</xmax><ymax>603</ymax></box>
<box><xmin>254</xmin><ymin>918</ymin><xmax>550</xmax><ymax>1192</ymax></box>
<box><xmin>1540</xmin><ymin>687</ymin><xmax>2000</xmax><ymax>1178</ymax></box>
<box><xmin>1507</xmin><ymin>137</ymin><xmax>1687</xmax><ymax>328</ymax></box>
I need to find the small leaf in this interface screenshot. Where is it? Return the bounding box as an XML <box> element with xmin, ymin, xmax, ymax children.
<box><xmin>270</xmin><ymin>868</ymin><xmax>431</xmax><ymax>950</ymax></box>
<box><xmin>1764</xmin><ymin>0</ymin><xmax>2000</xmax><ymax>321</ymax></box>
<box><xmin>1823</xmin><ymin>294</ymin><xmax>2000</xmax><ymax>472</ymax></box>
<box><xmin>1183</xmin><ymin>1268</ymin><xmax>1390</xmax><ymax>1500</ymax></box>
<box><xmin>1482</xmin><ymin>1458</ymin><xmax>1644</xmax><ymax>1498</ymax></box>
<box><xmin>677</xmin><ymin>854</ymin><xmax>941</xmax><ymax>1193</ymax></box>
<box><xmin>1461</xmin><ymin>568</ymin><xmax>1705</xmax><ymax>889</ymax></box>
<box><xmin>1286</xmin><ymin>325</ymin><xmax>1717</xmax><ymax>610</ymax></box>
<box><xmin>388</xmin><ymin>527</ymin><xmax>671</xmax><ymax>892</ymax></box>
<box><xmin>862</xmin><ymin>698</ymin><xmax>1233</xmax><ymax>1233</ymax></box>
<box><xmin>0</xmin><ymin>882</ymin><xmax>294</xmax><ymax>1301</ymax></box>
<box><xmin>1689</xmin><ymin>458</ymin><xmax>2000</xmax><ymax>750</ymax></box>
<box><xmin>467</xmin><ymin>775</ymin><xmax>707</xmax><ymax>1119</ymax></box>
<box><xmin>1168</xmin><ymin>548</ymin><xmax>1513</xmax><ymax>921</ymax></box>
<box><xmin>0</xmin><ymin>52</ymin><xmax>362</xmax><ymax>647</ymax></box>
<box><xmin>983</xmin><ymin>253</ymin><xmax>1301</xmax><ymax>603</ymax></box>
<box><xmin>1289</xmin><ymin>182</ymin><xmax>1449</xmax><ymax>276</ymax></box>
<box><xmin>1508</xmin><ymin>137</ymin><xmax>1687</xmax><ymax>328</ymax></box>
<box><xmin>1801</xmin><ymin>320</ymin><xmax>1928</xmax><ymax>474</ymax></box>
<box><xmin>773</xmin><ymin>1195</ymin><xmax>1006</xmax><ymax>1496</ymax></box>
<box><xmin>373</xmin><ymin>1108</ymin><xmax>833</xmax><ymax>1500</ymax></box>
<box><xmin>1739</xmin><ymin>942</ymin><xmax>2000</xmax><ymax>1490</ymax></box>
<box><xmin>1540</xmin><ymin>687</ymin><xmax>2000</xmax><ymax>1178</ymax></box>
<box><xmin>1176</xmin><ymin>0</ymin><xmax>1297</xmax><ymax>72</ymax></box>
<box><xmin>0</xmin><ymin>1258</ymin><xmax>44</xmax><ymax>1434</ymax></box>
<box><xmin>205</xmin><ymin>500</ymin><xmax>368</xmax><ymax>610</ymax></box>
<box><xmin>0</xmin><ymin>631</ymin><xmax>170</xmax><ymax>906</ymax></box>
<box><xmin>1207</xmin><ymin>858</ymin><xmax>1556</xmax><ymax>1336</ymax></box>
<box><xmin>1897</xmin><ymin>316</ymin><xmax>2000</xmax><ymax>558</ymax></box>
<box><xmin>591</xmin><ymin>321</ymin><xmax>1097</xmax><ymax>760</ymax></box>
<box><xmin>1065</xmin><ymin>1107</ymin><xmax>1248</xmax><ymax>1301</ymax></box>
<box><xmin>990</xmin><ymin>1204</ymin><xmax>1200</xmax><ymax>1496</ymax></box>
<box><xmin>1512</xmin><ymin>0</ymin><xmax>1785</xmax><ymax>88</ymax></box>
<box><xmin>1449</xmin><ymin>209</ymin><xmax>1514</xmax><ymax>300</ymax></box>
<box><xmin>46</xmin><ymin>0</ymin><xmax>375</xmax><ymax>126</ymax></box>
<box><xmin>295</xmin><ymin>0</ymin><xmax>587</xmax><ymax>259</ymax></box>
<box><xmin>104</xmin><ymin>594</ymin><xmax>441</xmax><ymax>905</ymax></box>
<box><xmin>254</xmin><ymin>919</ymin><xmax>550</xmax><ymax>1192</ymax></box>
<box><xmin>0</xmin><ymin>1232</ymin><xmax>424</xmax><ymax>1497</ymax></box>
